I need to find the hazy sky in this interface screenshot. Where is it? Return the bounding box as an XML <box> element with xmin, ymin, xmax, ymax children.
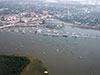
<box><xmin>0</xmin><ymin>0</ymin><xmax>100</xmax><ymax>1</ymax></box>
<box><xmin>49</xmin><ymin>0</ymin><xmax>99</xmax><ymax>1</ymax></box>
<box><xmin>0</xmin><ymin>0</ymin><xmax>100</xmax><ymax>3</ymax></box>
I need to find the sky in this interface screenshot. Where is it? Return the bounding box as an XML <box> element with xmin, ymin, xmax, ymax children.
<box><xmin>59</xmin><ymin>0</ymin><xmax>100</xmax><ymax>2</ymax></box>
<box><xmin>45</xmin><ymin>0</ymin><xmax>100</xmax><ymax>5</ymax></box>
<box><xmin>45</xmin><ymin>0</ymin><xmax>100</xmax><ymax>3</ymax></box>
<box><xmin>0</xmin><ymin>0</ymin><xmax>100</xmax><ymax>3</ymax></box>
<box><xmin>0</xmin><ymin>0</ymin><xmax>99</xmax><ymax>1</ymax></box>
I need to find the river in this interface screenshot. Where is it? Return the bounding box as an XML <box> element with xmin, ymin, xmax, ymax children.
<box><xmin>0</xmin><ymin>31</ymin><xmax>100</xmax><ymax>75</ymax></box>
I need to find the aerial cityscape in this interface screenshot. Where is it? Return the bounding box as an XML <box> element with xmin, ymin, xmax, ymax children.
<box><xmin>1</xmin><ymin>0</ymin><xmax>100</xmax><ymax>39</ymax></box>
<box><xmin>0</xmin><ymin>0</ymin><xmax>100</xmax><ymax>75</ymax></box>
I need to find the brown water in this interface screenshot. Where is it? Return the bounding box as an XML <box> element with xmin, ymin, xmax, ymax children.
<box><xmin>0</xmin><ymin>32</ymin><xmax>100</xmax><ymax>75</ymax></box>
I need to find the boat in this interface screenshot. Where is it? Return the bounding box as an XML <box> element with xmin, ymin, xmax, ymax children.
<box><xmin>72</xmin><ymin>35</ymin><xmax>80</xmax><ymax>38</ymax></box>
<box><xmin>62</xmin><ymin>34</ymin><xmax>68</xmax><ymax>37</ymax></box>
<box><xmin>52</xmin><ymin>34</ymin><xmax>59</xmax><ymax>37</ymax></box>
<box><xmin>22</xmin><ymin>29</ymin><xmax>26</xmax><ymax>34</ymax></box>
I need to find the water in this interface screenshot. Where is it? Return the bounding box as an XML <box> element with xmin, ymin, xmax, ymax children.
<box><xmin>0</xmin><ymin>31</ymin><xmax>100</xmax><ymax>75</ymax></box>
<box><xmin>0</xmin><ymin>20</ymin><xmax>100</xmax><ymax>75</ymax></box>
<box><xmin>64</xmin><ymin>25</ymin><xmax>100</xmax><ymax>36</ymax></box>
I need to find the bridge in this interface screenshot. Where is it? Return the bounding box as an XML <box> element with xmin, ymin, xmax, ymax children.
<box><xmin>0</xmin><ymin>24</ymin><xmax>14</xmax><ymax>29</ymax></box>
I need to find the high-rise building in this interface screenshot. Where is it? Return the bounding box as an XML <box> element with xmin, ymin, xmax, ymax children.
<box><xmin>42</xmin><ymin>19</ymin><xmax>46</xmax><ymax>24</ymax></box>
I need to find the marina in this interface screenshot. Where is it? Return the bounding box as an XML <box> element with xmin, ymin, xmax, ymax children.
<box><xmin>1</xmin><ymin>22</ymin><xmax>100</xmax><ymax>40</ymax></box>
